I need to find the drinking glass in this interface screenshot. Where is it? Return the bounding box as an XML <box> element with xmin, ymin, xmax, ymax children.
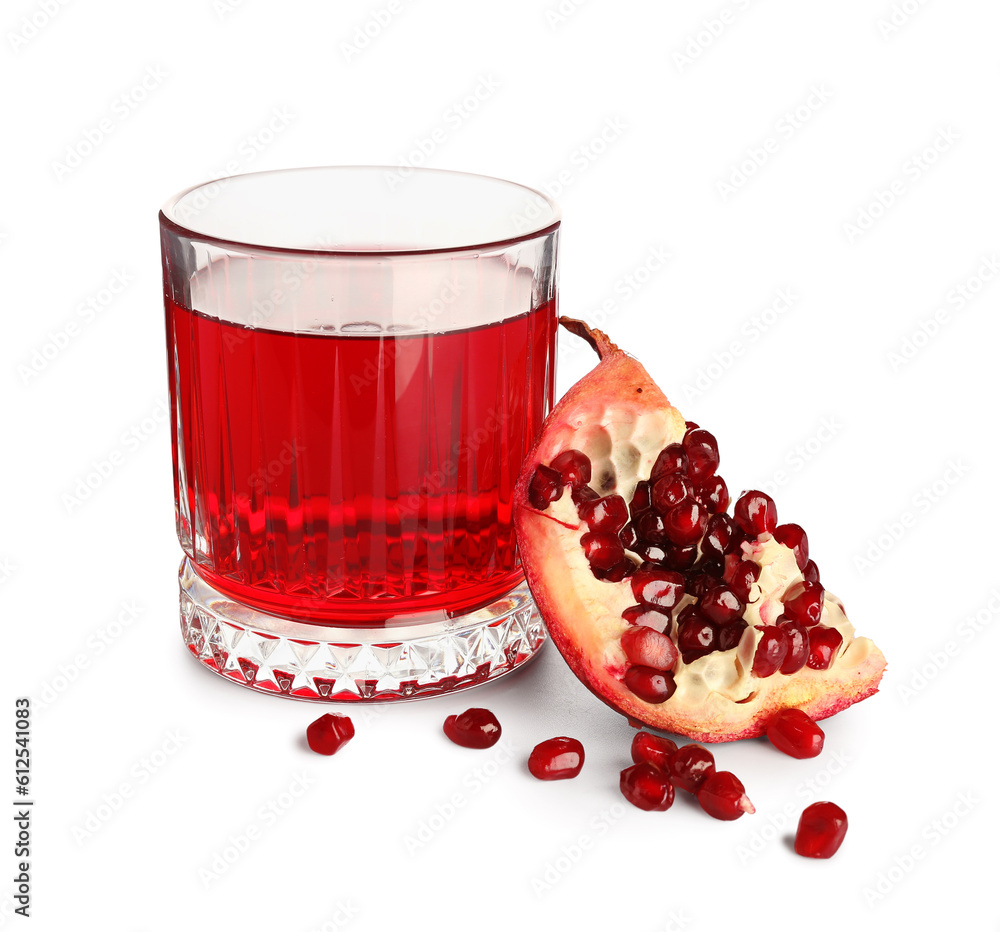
<box><xmin>159</xmin><ymin>166</ymin><xmax>559</xmax><ymax>700</ymax></box>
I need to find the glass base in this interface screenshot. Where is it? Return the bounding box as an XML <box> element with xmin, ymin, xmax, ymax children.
<box><xmin>177</xmin><ymin>558</ymin><xmax>546</xmax><ymax>702</ymax></box>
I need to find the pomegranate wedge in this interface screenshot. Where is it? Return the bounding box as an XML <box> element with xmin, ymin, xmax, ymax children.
<box><xmin>513</xmin><ymin>318</ymin><xmax>886</xmax><ymax>742</ymax></box>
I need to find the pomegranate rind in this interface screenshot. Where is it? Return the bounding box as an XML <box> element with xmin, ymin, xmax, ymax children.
<box><xmin>514</xmin><ymin>322</ymin><xmax>887</xmax><ymax>743</ymax></box>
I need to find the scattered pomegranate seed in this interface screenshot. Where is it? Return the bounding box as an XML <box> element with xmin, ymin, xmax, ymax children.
<box><xmin>652</xmin><ymin>475</ymin><xmax>693</xmax><ymax>512</ymax></box>
<box><xmin>621</xmin><ymin>626</ymin><xmax>679</xmax><ymax>670</ymax></box>
<box><xmin>752</xmin><ymin>626</ymin><xmax>790</xmax><ymax>677</ymax></box>
<box><xmin>802</xmin><ymin>560</ymin><xmax>822</xmax><ymax>585</ymax></box>
<box><xmin>528</xmin><ymin>737</ymin><xmax>585</xmax><ymax>780</ymax></box>
<box><xmin>700</xmin><ymin>585</ymin><xmax>745</xmax><ymax>625</ymax></box>
<box><xmin>619</xmin><ymin>762</ymin><xmax>675</xmax><ymax>811</ymax></box>
<box><xmin>669</xmin><ymin>745</ymin><xmax>716</xmax><ymax>793</ymax></box>
<box><xmin>774</xmin><ymin>523</ymin><xmax>809</xmax><ymax>570</ymax></box>
<box><xmin>682</xmin><ymin>429</ymin><xmax>720</xmax><ymax>480</ymax></box>
<box><xmin>783</xmin><ymin>581</ymin><xmax>825</xmax><ymax>626</ymax></box>
<box><xmin>528</xmin><ymin>464</ymin><xmax>563</xmax><ymax>510</ymax></box>
<box><xmin>807</xmin><ymin>627</ymin><xmax>843</xmax><ymax>670</ymax></box>
<box><xmin>766</xmin><ymin>708</ymin><xmax>825</xmax><ymax>759</ymax></box>
<box><xmin>443</xmin><ymin>708</ymin><xmax>502</xmax><ymax>749</ymax></box>
<box><xmin>697</xmin><ymin>771</ymin><xmax>755</xmax><ymax>820</ymax></box>
<box><xmin>550</xmin><ymin>449</ymin><xmax>591</xmax><ymax>488</ymax></box>
<box><xmin>624</xmin><ymin>666</ymin><xmax>677</xmax><ymax>703</ymax></box>
<box><xmin>779</xmin><ymin>620</ymin><xmax>809</xmax><ymax>674</ymax></box>
<box><xmin>696</xmin><ymin>475</ymin><xmax>729</xmax><ymax>514</ymax></box>
<box><xmin>664</xmin><ymin>499</ymin><xmax>709</xmax><ymax>545</ymax></box>
<box><xmin>795</xmin><ymin>802</ymin><xmax>848</xmax><ymax>858</ymax></box>
<box><xmin>631</xmin><ymin>732</ymin><xmax>678</xmax><ymax>769</ymax></box>
<box><xmin>306</xmin><ymin>713</ymin><xmax>355</xmax><ymax>756</ymax></box>
<box><xmin>581</xmin><ymin>532</ymin><xmax>626</xmax><ymax>571</ymax></box>
<box><xmin>650</xmin><ymin>443</ymin><xmax>689</xmax><ymax>481</ymax></box>
<box><xmin>630</xmin><ymin>567</ymin><xmax>686</xmax><ymax>609</ymax></box>
<box><xmin>733</xmin><ymin>490</ymin><xmax>778</xmax><ymax>536</ymax></box>
<box><xmin>578</xmin><ymin>494</ymin><xmax>629</xmax><ymax>533</ymax></box>
<box><xmin>727</xmin><ymin>559</ymin><xmax>761</xmax><ymax>602</ymax></box>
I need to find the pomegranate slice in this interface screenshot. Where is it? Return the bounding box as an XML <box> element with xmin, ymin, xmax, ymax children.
<box><xmin>513</xmin><ymin>318</ymin><xmax>887</xmax><ymax>742</ymax></box>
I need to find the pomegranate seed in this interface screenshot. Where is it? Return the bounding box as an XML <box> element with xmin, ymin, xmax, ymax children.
<box><xmin>631</xmin><ymin>732</ymin><xmax>678</xmax><ymax>769</ymax></box>
<box><xmin>685</xmin><ymin>572</ymin><xmax>715</xmax><ymax>599</ymax></box>
<box><xmin>807</xmin><ymin>626</ymin><xmax>843</xmax><ymax>669</ymax></box>
<box><xmin>700</xmin><ymin>585</ymin><xmax>745</xmax><ymax>625</ymax></box>
<box><xmin>619</xmin><ymin>762</ymin><xmax>675</xmax><ymax>811</ymax></box>
<box><xmin>696</xmin><ymin>475</ymin><xmax>729</xmax><ymax>514</ymax></box>
<box><xmin>661</xmin><ymin>543</ymin><xmax>700</xmax><ymax>571</ymax></box>
<box><xmin>803</xmin><ymin>559</ymin><xmax>822</xmax><ymax>585</ymax></box>
<box><xmin>306</xmin><ymin>713</ymin><xmax>355</xmax><ymax>756</ymax></box>
<box><xmin>718</xmin><ymin>621</ymin><xmax>747</xmax><ymax>651</ymax></box>
<box><xmin>779</xmin><ymin>620</ymin><xmax>809</xmax><ymax>674</ymax></box>
<box><xmin>727</xmin><ymin>560</ymin><xmax>761</xmax><ymax>602</ymax></box>
<box><xmin>636</xmin><ymin>542</ymin><xmax>669</xmax><ymax>563</ymax></box>
<box><xmin>664</xmin><ymin>500</ymin><xmax>708</xmax><ymax>545</ymax></box>
<box><xmin>528</xmin><ymin>737</ymin><xmax>585</xmax><ymax>780</ymax></box>
<box><xmin>774</xmin><ymin>523</ymin><xmax>809</xmax><ymax>570</ymax></box>
<box><xmin>783</xmin><ymin>581</ymin><xmax>825</xmax><ymax>626</ymax></box>
<box><xmin>733</xmin><ymin>490</ymin><xmax>777</xmax><ymax>536</ymax></box>
<box><xmin>669</xmin><ymin>745</ymin><xmax>716</xmax><ymax>793</ymax></box>
<box><xmin>795</xmin><ymin>802</ymin><xmax>848</xmax><ymax>858</ymax></box>
<box><xmin>651</xmin><ymin>443</ymin><xmax>689</xmax><ymax>481</ymax></box>
<box><xmin>697</xmin><ymin>771</ymin><xmax>755</xmax><ymax>820</ymax></box>
<box><xmin>677</xmin><ymin>615</ymin><xmax>718</xmax><ymax>658</ymax></box>
<box><xmin>571</xmin><ymin>484</ymin><xmax>600</xmax><ymax>505</ymax></box>
<box><xmin>581</xmin><ymin>532</ymin><xmax>626</xmax><ymax>571</ymax></box>
<box><xmin>652</xmin><ymin>475</ymin><xmax>694</xmax><ymax>512</ymax></box>
<box><xmin>630</xmin><ymin>480</ymin><xmax>653</xmax><ymax>514</ymax></box>
<box><xmin>443</xmin><ymin>708</ymin><xmax>502</xmax><ymax>749</ymax></box>
<box><xmin>619</xmin><ymin>522</ymin><xmax>639</xmax><ymax>551</ymax></box>
<box><xmin>578</xmin><ymin>494</ymin><xmax>629</xmax><ymax>533</ymax></box>
<box><xmin>766</xmin><ymin>708</ymin><xmax>825</xmax><ymax>759</ymax></box>
<box><xmin>550</xmin><ymin>449</ymin><xmax>591</xmax><ymax>488</ymax></box>
<box><xmin>636</xmin><ymin>511</ymin><xmax>670</xmax><ymax>545</ymax></box>
<box><xmin>623</xmin><ymin>666</ymin><xmax>676</xmax><ymax>703</ymax></box>
<box><xmin>631</xmin><ymin>567</ymin><xmax>686</xmax><ymax>609</ymax></box>
<box><xmin>621</xmin><ymin>605</ymin><xmax>672</xmax><ymax>632</ymax></box>
<box><xmin>702</xmin><ymin>513</ymin><xmax>736</xmax><ymax>558</ymax></box>
<box><xmin>683</xmin><ymin>429</ymin><xmax>720</xmax><ymax>480</ymax></box>
<box><xmin>752</xmin><ymin>625</ymin><xmax>790</xmax><ymax>677</ymax></box>
<box><xmin>528</xmin><ymin>464</ymin><xmax>563</xmax><ymax>510</ymax></box>
<box><xmin>592</xmin><ymin>561</ymin><xmax>634</xmax><ymax>582</ymax></box>
<box><xmin>621</xmin><ymin>625</ymin><xmax>679</xmax><ymax>671</ymax></box>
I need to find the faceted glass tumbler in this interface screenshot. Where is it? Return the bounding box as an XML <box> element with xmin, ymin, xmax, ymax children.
<box><xmin>159</xmin><ymin>166</ymin><xmax>559</xmax><ymax>700</ymax></box>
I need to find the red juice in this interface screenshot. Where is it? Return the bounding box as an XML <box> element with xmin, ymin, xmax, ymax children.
<box><xmin>166</xmin><ymin>296</ymin><xmax>556</xmax><ymax>624</ymax></box>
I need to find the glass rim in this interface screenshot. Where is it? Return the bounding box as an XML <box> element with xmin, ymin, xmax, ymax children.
<box><xmin>158</xmin><ymin>165</ymin><xmax>561</xmax><ymax>258</ymax></box>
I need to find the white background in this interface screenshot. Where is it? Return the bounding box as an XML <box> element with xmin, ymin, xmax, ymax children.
<box><xmin>2</xmin><ymin>0</ymin><xmax>997</xmax><ymax>929</ymax></box>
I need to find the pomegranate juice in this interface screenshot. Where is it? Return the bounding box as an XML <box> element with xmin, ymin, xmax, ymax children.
<box><xmin>166</xmin><ymin>297</ymin><xmax>556</xmax><ymax>623</ymax></box>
